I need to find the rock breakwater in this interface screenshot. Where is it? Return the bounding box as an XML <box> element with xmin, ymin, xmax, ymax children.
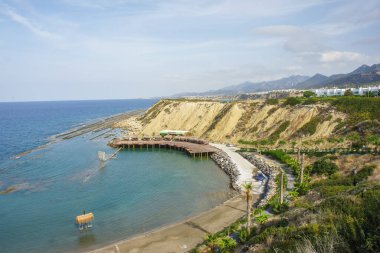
<box><xmin>211</xmin><ymin>151</ymin><xmax>240</xmax><ymax>191</ymax></box>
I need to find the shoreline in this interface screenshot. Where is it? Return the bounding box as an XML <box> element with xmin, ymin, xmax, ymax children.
<box><xmin>11</xmin><ymin>110</ymin><xmax>144</xmax><ymax>160</ymax></box>
<box><xmin>89</xmin><ymin>196</ymin><xmax>248</xmax><ymax>253</ymax></box>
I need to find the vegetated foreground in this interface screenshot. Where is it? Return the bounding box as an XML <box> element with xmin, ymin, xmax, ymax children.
<box><xmin>192</xmin><ymin>151</ymin><xmax>380</xmax><ymax>253</ymax></box>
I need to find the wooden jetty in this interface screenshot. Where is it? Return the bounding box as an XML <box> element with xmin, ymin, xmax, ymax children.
<box><xmin>109</xmin><ymin>139</ymin><xmax>218</xmax><ymax>159</ymax></box>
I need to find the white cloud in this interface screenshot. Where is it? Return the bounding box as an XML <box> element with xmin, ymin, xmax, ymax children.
<box><xmin>1</xmin><ymin>6</ymin><xmax>60</xmax><ymax>40</ymax></box>
<box><xmin>320</xmin><ymin>51</ymin><xmax>367</xmax><ymax>63</ymax></box>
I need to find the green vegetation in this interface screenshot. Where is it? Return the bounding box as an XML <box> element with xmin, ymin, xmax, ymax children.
<box><xmin>268</xmin><ymin>121</ymin><xmax>290</xmax><ymax>142</ymax></box>
<box><xmin>205</xmin><ymin>103</ymin><xmax>234</xmax><ymax>133</ymax></box>
<box><xmin>283</xmin><ymin>97</ymin><xmax>302</xmax><ymax>106</ymax></box>
<box><xmin>193</xmin><ymin>150</ymin><xmax>379</xmax><ymax>253</ymax></box>
<box><xmin>266</xmin><ymin>98</ymin><xmax>279</xmax><ymax>105</ymax></box>
<box><xmin>295</xmin><ymin>115</ymin><xmax>324</xmax><ymax>136</ymax></box>
<box><xmin>303</xmin><ymin>90</ymin><xmax>317</xmax><ymax>98</ymax></box>
<box><xmin>311</xmin><ymin>158</ymin><xmax>338</xmax><ymax>175</ymax></box>
<box><xmin>267</xmin><ymin>107</ymin><xmax>277</xmax><ymax>115</ymax></box>
<box><xmin>344</xmin><ymin>89</ymin><xmax>354</xmax><ymax>96</ymax></box>
<box><xmin>331</xmin><ymin>97</ymin><xmax>380</xmax><ymax>124</ymax></box>
<box><xmin>262</xmin><ymin>150</ymin><xmax>301</xmax><ymax>177</ymax></box>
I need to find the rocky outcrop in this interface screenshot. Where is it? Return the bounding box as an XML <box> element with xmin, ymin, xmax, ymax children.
<box><xmin>211</xmin><ymin>151</ymin><xmax>240</xmax><ymax>191</ymax></box>
<box><xmin>240</xmin><ymin>152</ymin><xmax>281</xmax><ymax>207</ymax></box>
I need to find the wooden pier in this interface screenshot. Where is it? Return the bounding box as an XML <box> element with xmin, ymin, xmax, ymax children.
<box><xmin>109</xmin><ymin>140</ymin><xmax>218</xmax><ymax>158</ymax></box>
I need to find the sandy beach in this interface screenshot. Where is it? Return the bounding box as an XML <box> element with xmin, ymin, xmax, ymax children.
<box><xmin>90</xmin><ymin>196</ymin><xmax>251</xmax><ymax>253</ymax></box>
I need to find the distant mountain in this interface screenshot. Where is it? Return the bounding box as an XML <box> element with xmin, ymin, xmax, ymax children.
<box><xmin>173</xmin><ymin>75</ymin><xmax>309</xmax><ymax>97</ymax></box>
<box><xmin>296</xmin><ymin>73</ymin><xmax>328</xmax><ymax>88</ymax></box>
<box><xmin>296</xmin><ymin>63</ymin><xmax>380</xmax><ymax>89</ymax></box>
<box><xmin>173</xmin><ymin>63</ymin><xmax>380</xmax><ymax>97</ymax></box>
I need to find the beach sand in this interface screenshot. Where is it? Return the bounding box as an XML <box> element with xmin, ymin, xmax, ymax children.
<box><xmin>90</xmin><ymin>195</ymin><xmax>257</xmax><ymax>253</ymax></box>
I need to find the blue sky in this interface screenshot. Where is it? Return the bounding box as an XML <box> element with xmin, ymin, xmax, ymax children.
<box><xmin>1</xmin><ymin>0</ymin><xmax>380</xmax><ymax>101</ymax></box>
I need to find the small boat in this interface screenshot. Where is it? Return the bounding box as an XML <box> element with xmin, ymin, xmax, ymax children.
<box><xmin>76</xmin><ymin>212</ymin><xmax>94</xmax><ymax>230</ymax></box>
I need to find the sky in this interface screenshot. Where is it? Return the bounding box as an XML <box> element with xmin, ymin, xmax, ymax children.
<box><xmin>1</xmin><ymin>0</ymin><xmax>380</xmax><ymax>101</ymax></box>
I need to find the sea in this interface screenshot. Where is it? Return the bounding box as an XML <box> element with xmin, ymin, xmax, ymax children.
<box><xmin>0</xmin><ymin>99</ymin><xmax>233</xmax><ymax>253</ymax></box>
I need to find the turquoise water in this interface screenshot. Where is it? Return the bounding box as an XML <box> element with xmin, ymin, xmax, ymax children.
<box><xmin>0</xmin><ymin>101</ymin><xmax>233</xmax><ymax>253</ymax></box>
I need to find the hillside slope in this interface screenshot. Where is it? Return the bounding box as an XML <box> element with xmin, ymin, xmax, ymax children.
<box><xmin>126</xmin><ymin>99</ymin><xmax>346</xmax><ymax>145</ymax></box>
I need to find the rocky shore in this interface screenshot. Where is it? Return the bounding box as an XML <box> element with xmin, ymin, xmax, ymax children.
<box><xmin>239</xmin><ymin>152</ymin><xmax>281</xmax><ymax>207</ymax></box>
<box><xmin>210</xmin><ymin>150</ymin><xmax>241</xmax><ymax>191</ymax></box>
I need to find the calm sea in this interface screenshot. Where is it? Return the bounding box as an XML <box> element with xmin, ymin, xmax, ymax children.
<box><xmin>0</xmin><ymin>99</ymin><xmax>232</xmax><ymax>253</ymax></box>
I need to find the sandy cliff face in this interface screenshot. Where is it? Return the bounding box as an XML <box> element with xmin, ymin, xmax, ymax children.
<box><xmin>117</xmin><ymin>99</ymin><xmax>346</xmax><ymax>144</ymax></box>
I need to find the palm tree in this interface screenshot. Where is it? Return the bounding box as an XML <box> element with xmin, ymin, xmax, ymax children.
<box><xmin>206</xmin><ymin>234</ymin><xmax>219</xmax><ymax>253</ymax></box>
<box><xmin>242</xmin><ymin>182</ymin><xmax>253</xmax><ymax>234</ymax></box>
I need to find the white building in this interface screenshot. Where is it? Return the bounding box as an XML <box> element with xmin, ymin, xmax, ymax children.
<box><xmin>315</xmin><ymin>86</ymin><xmax>380</xmax><ymax>97</ymax></box>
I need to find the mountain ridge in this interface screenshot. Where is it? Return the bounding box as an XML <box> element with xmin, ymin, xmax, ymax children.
<box><xmin>174</xmin><ymin>63</ymin><xmax>380</xmax><ymax>97</ymax></box>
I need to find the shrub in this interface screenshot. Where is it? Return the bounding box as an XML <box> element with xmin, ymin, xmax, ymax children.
<box><xmin>296</xmin><ymin>116</ymin><xmax>321</xmax><ymax>136</ymax></box>
<box><xmin>303</xmin><ymin>90</ymin><xmax>317</xmax><ymax>98</ymax></box>
<box><xmin>344</xmin><ymin>89</ymin><xmax>354</xmax><ymax>96</ymax></box>
<box><xmin>311</xmin><ymin>158</ymin><xmax>338</xmax><ymax>175</ymax></box>
<box><xmin>283</xmin><ymin>97</ymin><xmax>302</xmax><ymax>106</ymax></box>
<box><xmin>269</xmin><ymin>121</ymin><xmax>290</xmax><ymax>141</ymax></box>
<box><xmin>354</xmin><ymin>166</ymin><xmax>374</xmax><ymax>183</ymax></box>
<box><xmin>267</xmin><ymin>107</ymin><xmax>278</xmax><ymax>115</ymax></box>
<box><xmin>267</xmin><ymin>98</ymin><xmax>279</xmax><ymax>105</ymax></box>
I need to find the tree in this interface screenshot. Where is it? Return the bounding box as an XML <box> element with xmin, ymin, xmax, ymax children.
<box><xmin>344</xmin><ymin>89</ymin><xmax>354</xmax><ymax>96</ymax></box>
<box><xmin>242</xmin><ymin>182</ymin><xmax>253</xmax><ymax>234</ymax></box>
<box><xmin>206</xmin><ymin>234</ymin><xmax>219</xmax><ymax>253</ymax></box>
<box><xmin>303</xmin><ymin>90</ymin><xmax>317</xmax><ymax>98</ymax></box>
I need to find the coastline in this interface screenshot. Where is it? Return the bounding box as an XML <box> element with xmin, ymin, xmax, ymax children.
<box><xmin>89</xmin><ymin>196</ymin><xmax>248</xmax><ymax>253</ymax></box>
<box><xmin>11</xmin><ymin>110</ymin><xmax>144</xmax><ymax>160</ymax></box>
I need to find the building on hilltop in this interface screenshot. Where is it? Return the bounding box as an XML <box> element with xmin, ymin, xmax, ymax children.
<box><xmin>315</xmin><ymin>86</ymin><xmax>380</xmax><ymax>97</ymax></box>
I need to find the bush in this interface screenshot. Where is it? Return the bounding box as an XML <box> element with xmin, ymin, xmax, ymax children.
<box><xmin>296</xmin><ymin>116</ymin><xmax>321</xmax><ymax>136</ymax></box>
<box><xmin>267</xmin><ymin>98</ymin><xmax>279</xmax><ymax>105</ymax></box>
<box><xmin>344</xmin><ymin>89</ymin><xmax>354</xmax><ymax>96</ymax></box>
<box><xmin>268</xmin><ymin>121</ymin><xmax>290</xmax><ymax>141</ymax></box>
<box><xmin>283</xmin><ymin>97</ymin><xmax>302</xmax><ymax>106</ymax></box>
<box><xmin>312</xmin><ymin>158</ymin><xmax>338</xmax><ymax>175</ymax></box>
<box><xmin>303</xmin><ymin>90</ymin><xmax>317</xmax><ymax>98</ymax></box>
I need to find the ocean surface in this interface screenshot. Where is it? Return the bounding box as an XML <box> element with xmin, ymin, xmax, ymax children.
<box><xmin>0</xmin><ymin>99</ymin><xmax>233</xmax><ymax>253</ymax></box>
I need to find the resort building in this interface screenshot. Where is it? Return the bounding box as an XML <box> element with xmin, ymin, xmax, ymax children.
<box><xmin>159</xmin><ymin>130</ymin><xmax>189</xmax><ymax>137</ymax></box>
<box><xmin>315</xmin><ymin>86</ymin><xmax>380</xmax><ymax>97</ymax></box>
